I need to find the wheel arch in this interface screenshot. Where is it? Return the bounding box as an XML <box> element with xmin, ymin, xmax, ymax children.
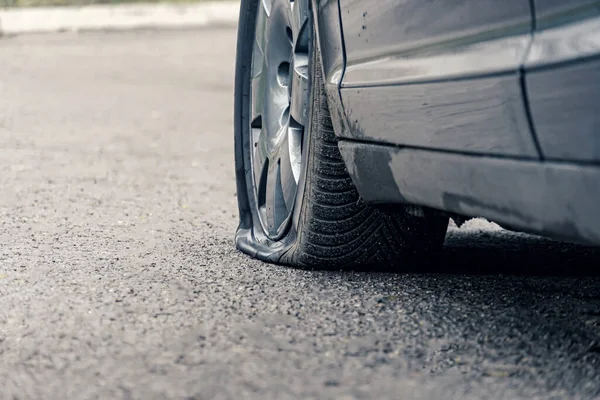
<box><xmin>311</xmin><ymin>0</ymin><xmax>349</xmax><ymax>140</ymax></box>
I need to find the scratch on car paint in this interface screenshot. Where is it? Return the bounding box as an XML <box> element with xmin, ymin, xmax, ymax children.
<box><xmin>339</xmin><ymin>141</ymin><xmax>406</xmax><ymax>204</ymax></box>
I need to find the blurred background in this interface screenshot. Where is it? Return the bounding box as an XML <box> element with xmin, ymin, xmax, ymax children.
<box><xmin>0</xmin><ymin>0</ymin><xmax>212</xmax><ymax>5</ymax></box>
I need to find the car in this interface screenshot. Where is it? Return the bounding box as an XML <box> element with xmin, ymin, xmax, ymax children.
<box><xmin>233</xmin><ymin>0</ymin><xmax>600</xmax><ymax>268</ymax></box>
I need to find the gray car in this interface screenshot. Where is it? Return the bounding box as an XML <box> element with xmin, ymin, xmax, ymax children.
<box><xmin>233</xmin><ymin>0</ymin><xmax>600</xmax><ymax>268</ymax></box>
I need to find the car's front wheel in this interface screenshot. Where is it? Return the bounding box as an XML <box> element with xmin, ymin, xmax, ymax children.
<box><xmin>234</xmin><ymin>0</ymin><xmax>449</xmax><ymax>268</ymax></box>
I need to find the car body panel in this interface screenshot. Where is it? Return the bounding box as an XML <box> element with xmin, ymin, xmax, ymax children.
<box><xmin>309</xmin><ymin>0</ymin><xmax>600</xmax><ymax>245</ymax></box>
<box><xmin>523</xmin><ymin>13</ymin><xmax>600</xmax><ymax>162</ymax></box>
<box><xmin>334</xmin><ymin>0</ymin><xmax>540</xmax><ymax>157</ymax></box>
<box><xmin>340</xmin><ymin>76</ymin><xmax>538</xmax><ymax>157</ymax></box>
<box><xmin>338</xmin><ymin>141</ymin><xmax>600</xmax><ymax>245</ymax></box>
<box><xmin>339</xmin><ymin>0</ymin><xmax>532</xmax><ymax>84</ymax></box>
<box><xmin>525</xmin><ymin>14</ymin><xmax>600</xmax><ymax>68</ymax></box>
<box><xmin>340</xmin><ymin>34</ymin><xmax>531</xmax><ymax>87</ymax></box>
<box><xmin>312</xmin><ymin>0</ymin><xmax>349</xmax><ymax>144</ymax></box>
<box><xmin>313</xmin><ymin>0</ymin><xmax>345</xmax><ymax>87</ymax></box>
<box><xmin>526</xmin><ymin>58</ymin><xmax>600</xmax><ymax>162</ymax></box>
<box><xmin>533</xmin><ymin>0</ymin><xmax>600</xmax><ymax>29</ymax></box>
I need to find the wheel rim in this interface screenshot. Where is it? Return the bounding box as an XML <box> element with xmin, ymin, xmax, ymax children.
<box><xmin>249</xmin><ymin>0</ymin><xmax>311</xmax><ymax>240</ymax></box>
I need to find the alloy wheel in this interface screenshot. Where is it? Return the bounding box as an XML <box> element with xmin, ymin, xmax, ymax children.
<box><xmin>249</xmin><ymin>0</ymin><xmax>312</xmax><ymax>240</ymax></box>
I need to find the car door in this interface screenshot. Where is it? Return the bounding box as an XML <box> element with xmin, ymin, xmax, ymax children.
<box><xmin>523</xmin><ymin>1</ymin><xmax>600</xmax><ymax>162</ymax></box>
<box><xmin>337</xmin><ymin>0</ymin><xmax>539</xmax><ymax>158</ymax></box>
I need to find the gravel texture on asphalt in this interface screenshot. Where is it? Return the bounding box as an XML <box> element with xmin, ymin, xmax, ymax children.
<box><xmin>1</xmin><ymin>28</ymin><xmax>600</xmax><ymax>400</ymax></box>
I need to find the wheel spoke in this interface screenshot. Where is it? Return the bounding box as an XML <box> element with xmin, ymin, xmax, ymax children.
<box><xmin>290</xmin><ymin>0</ymin><xmax>309</xmax><ymax>48</ymax></box>
<box><xmin>279</xmin><ymin>126</ymin><xmax>301</xmax><ymax>211</ymax></box>
<box><xmin>289</xmin><ymin>54</ymin><xmax>309</xmax><ymax>126</ymax></box>
<box><xmin>255</xmin><ymin>0</ymin><xmax>270</xmax><ymax>54</ymax></box>
<box><xmin>251</xmin><ymin>2</ymin><xmax>270</xmax><ymax>123</ymax></box>
<box><xmin>261</xmin><ymin>0</ymin><xmax>273</xmax><ymax>16</ymax></box>
<box><xmin>251</xmin><ymin>71</ymin><xmax>266</xmax><ymax>122</ymax></box>
<box><xmin>252</xmin><ymin>123</ymin><xmax>269</xmax><ymax>191</ymax></box>
<box><xmin>264</xmin><ymin>156</ymin><xmax>288</xmax><ymax>235</ymax></box>
<box><xmin>251</xmin><ymin>45</ymin><xmax>263</xmax><ymax>81</ymax></box>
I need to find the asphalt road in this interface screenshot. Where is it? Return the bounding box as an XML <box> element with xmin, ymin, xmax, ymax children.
<box><xmin>1</xmin><ymin>28</ymin><xmax>600</xmax><ymax>400</ymax></box>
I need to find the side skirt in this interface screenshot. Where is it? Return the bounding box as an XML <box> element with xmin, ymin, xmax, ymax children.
<box><xmin>339</xmin><ymin>140</ymin><xmax>600</xmax><ymax>245</ymax></box>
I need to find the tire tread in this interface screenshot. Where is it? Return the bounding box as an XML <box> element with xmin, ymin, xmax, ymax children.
<box><xmin>279</xmin><ymin>46</ymin><xmax>448</xmax><ymax>269</ymax></box>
